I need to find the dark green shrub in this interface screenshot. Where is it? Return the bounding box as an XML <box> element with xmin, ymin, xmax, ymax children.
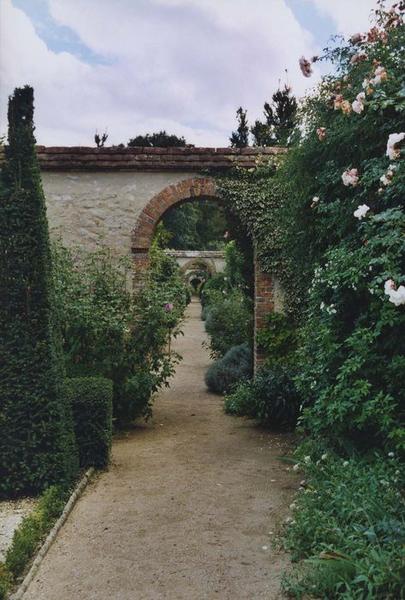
<box><xmin>65</xmin><ymin>377</ymin><xmax>113</xmax><ymax>469</ymax></box>
<box><xmin>116</xmin><ymin>371</ymin><xmax>157</xmax><ymax>424</ymax></box>
<box><xmin>0</xmin><ymin>86</ymin><xmax>78</xmax><ymax>497</ymax></box>
<box><xmin>201</xmin><ymin>304</ymin><xmax>210</xmax><ymax>321</ymax></box>
<box><xmin>224</xmin><ymin>366</ymin><xmax>299</xmax><ymax>430</ymax></box>
<box><xmin>204</xmin><ymin>290</ymin><xmax>252</xmax><ymax>357</ymax></box>
<box><xmin>205</xmin><ymin>343</ymin><xmax>252</xmax><ymax>394</ymax></box>
<box><xmin>253</xmin><ymin>366</ymin><xmax>299</xmax><ymax>430</ymax></box>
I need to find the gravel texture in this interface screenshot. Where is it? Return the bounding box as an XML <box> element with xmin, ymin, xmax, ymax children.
<box><xmin>23</xmin><ymin>300</ymin><xmax>297</xmax><ymax>600</ymax></box>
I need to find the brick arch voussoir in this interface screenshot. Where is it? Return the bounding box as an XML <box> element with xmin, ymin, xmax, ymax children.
<box><xmin>131</xmin><ymin>177</ymin><xmax>218</xmax><ymax>251</ymax></box>
<box><xmin>179</xmin><ymin>258</ymin><xmax>216</xmax><ymax>276</ymax></box>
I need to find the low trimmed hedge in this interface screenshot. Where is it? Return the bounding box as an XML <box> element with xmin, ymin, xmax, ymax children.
<box><xmin>65</xmin><ymin>377</ymin><xmax>113</xmax><ymax>469</ymax></box>
<box><xmin>0</xmin><ymin>485</ymin><xmax>70</xmax><ymax>598</ymax></box>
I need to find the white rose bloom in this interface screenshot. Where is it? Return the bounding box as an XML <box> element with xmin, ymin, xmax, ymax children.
<box><xmin>353</xmin><ymin>204</ymin><xmax>370</xmax><ymax>219</ymax></box>
<box><xmin>386</xmin><ymin>132</ymin><xmax>405</xmax><ymax>160</ymax></box>
<box><xmin>384</xmin><ymin>279</ymin><xmax>395</xmax><ymax>294</ymax></box>
<box><xmin>380</xmin><ymin>174</ymin><xmax>391</xmax><ymax>186</ymax></box>
<box><xmin>388</xmin><ymin>285</ymin><xmax>405</xmax><ymax>306</ymax></box>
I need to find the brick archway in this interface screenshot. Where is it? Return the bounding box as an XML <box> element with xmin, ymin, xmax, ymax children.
<box><xmin>131</xmin><ymin>177</ymin><xmax>274</xmax><ymax>370</ymax></box>
<box><xmin>180</xmin><ymin>258</ymin><xmax>216</xmax><ymax>276</ymax></box>
<box><xmin>132</xmin><ymin>177</ymin><xmax>217</xmax><ymax>251</ymax></box>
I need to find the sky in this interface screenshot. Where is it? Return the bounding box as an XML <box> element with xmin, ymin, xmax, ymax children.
<box><xmin>0</xmin><ymin>0</ymin><xmax>380</xmax><ymax>147</ymax></box>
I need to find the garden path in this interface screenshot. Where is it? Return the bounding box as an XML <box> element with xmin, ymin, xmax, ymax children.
<box><xmin>24</xmin><ymin>300</ymin><xmax>296</xmax><ymax>600</ymax></box>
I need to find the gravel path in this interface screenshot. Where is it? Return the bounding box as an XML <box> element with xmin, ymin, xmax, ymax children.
<box><xmin>24</xmin><ymin>300</ymin><xmax>297</xmax><ymax>600</ymax></box>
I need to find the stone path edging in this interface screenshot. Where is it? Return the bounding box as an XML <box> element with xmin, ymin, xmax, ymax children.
<box><xmin>9</xmin><ymin>467</ymin><xmax>95</xmax><ymax>600</ymax></box>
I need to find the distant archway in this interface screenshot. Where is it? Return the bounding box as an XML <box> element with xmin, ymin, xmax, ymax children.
<box><xmin>131</xmin><ymin>177</ymin><xmax>275</xmax><ymax>370</ymax></box>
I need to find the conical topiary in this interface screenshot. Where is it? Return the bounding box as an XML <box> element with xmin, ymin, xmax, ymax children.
<box><xmin>0</xmin><ymin>86</ymin><xmax>78</xmax><ymax>497</ymax></box>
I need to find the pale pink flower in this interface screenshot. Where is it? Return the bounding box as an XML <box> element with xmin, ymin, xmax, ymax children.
<box><xmin>333</xmin><ymin>94</ymin><xmax>344</xmax><ymax>110</ymax></box>
<box><xmin>384</xmin><ymin>279</ymin><xmax>396</xmax><ymax>294</ymax></box>
<box><xmin>341</xmin><ymin>100</ymin><xmax>352</xmax><ymax>114</ymax></box>
<box><xmin>380</xmin><ymin>165</ymin><xmax>395</xmax><ymax>186</ymax></box>
<box><xmin>386</xmin><ymin>132</ymin><xmax>405</xmax><ymax>160</ymax></box>
<box><xmin>350</xmin><ymin>33</ymin><xmax>364</xmax><ymax>44</ymax></box>
<box><xmin>350</xmin><ymin>52</ymin><xmax>367</xmax><ymax>65</ymax></box>
<box><xmin>352</xmin><ymin>92</ymin><xmax>366</xmax><ymax>114</ymax></box>
<box><xmin>342</xmin><ymin>168</ymin><xmax>359</xmax><ymax>187</ymax></box>
<box><xmin>316</xmin><ymin>127</ymin><xmax>326</xmax><ymax>141</ymax></box>
<box><xmin>371</xmin><ymin>65</ymin><xmax>388</xmax><ymax>85</ymax></box>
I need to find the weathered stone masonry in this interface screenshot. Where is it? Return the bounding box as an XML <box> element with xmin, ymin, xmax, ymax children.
<box><xmin>5</xmin><ymin>145</ymin><xmax>286</xmax><ymax>368</ymax></box>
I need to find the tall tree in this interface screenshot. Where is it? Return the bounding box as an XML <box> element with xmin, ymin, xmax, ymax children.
<box><xmin>128</xmin><ymin>130</ymin><xmax>191</xmax><ymax>147</ymax></box>
<box><xmin>251</xmin><ymin>85</ymin><xmax>297</xmax><ymax>146</ymax></box>
<box><xmin>230</xmin><ymin>107</ymin><xmax>249</xmax><ymax>148</ymax></box>
<box><xmin>0</xmin><ymin>86</ymin><xmax>78</xmax><ymax>497</ymax></box>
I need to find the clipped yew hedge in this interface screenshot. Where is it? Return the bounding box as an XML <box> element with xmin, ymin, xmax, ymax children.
<box><xmin>66</xmin><ymin>377</ymin><xmax>113</xmax><ymax>469</ymax></box>
<box><xmin>0</xmin><ymin>87</ymin><xmax>78</xmax><ymax>497</ymax></box>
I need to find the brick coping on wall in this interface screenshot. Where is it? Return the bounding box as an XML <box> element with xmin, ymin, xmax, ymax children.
<box><xmin>0</xmin><ymin>145</ymin><xmax>286</xmax><ymax>171</ymax></box>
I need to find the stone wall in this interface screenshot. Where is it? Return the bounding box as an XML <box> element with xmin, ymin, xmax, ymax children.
<box><xmin>43</xmin><ymin>171</ymin><xmax>196</xmax><ymax>254</ymax></box>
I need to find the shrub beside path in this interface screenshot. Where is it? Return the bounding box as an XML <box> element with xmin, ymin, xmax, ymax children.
<box><xmin>24</xmin><ymin>300</ymin><xmax>297</xmax><ymax>600</ymax></box>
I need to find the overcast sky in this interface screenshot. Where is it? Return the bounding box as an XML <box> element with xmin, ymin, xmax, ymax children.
<box><xmin>0</xmin><ymin>0</ymin><xmax>379</xmax><ymax>147</ymax></box>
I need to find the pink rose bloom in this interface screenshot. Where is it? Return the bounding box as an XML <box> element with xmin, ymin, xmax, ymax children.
<box><xmin>350</xmin><ymin>52</ymin><xmax>367</xmax><ymax>65</ymax></box>
<box><xmin>342</xmin><ymin>168</ymin><xmax>359</xmax><ymax>187</ymax></box>
<box><xmin>164</xmin><ymin>303</ymin><xmax>174</xmax><ymax>312</ymax></box>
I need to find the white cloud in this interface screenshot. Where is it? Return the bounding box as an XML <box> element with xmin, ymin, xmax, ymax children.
<box><xmin>1</xmin><ymin>0</ymin><xmax>322</xmax><ymax>146</ymax></box>
<box><xmin>309</xmin><ymin>0</ymin><xmax>379</xmax><ymax>37</ymax></box>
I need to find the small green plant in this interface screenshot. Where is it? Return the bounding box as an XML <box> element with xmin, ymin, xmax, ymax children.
<box><xmin>224</xmin><ymin>379</ymin><xmax>256</xmax><ymax>417</ymax></box>
<box><xmin>0</xmin><ymin>565</ymin><xmax>11</xmax><ymax>600</ymax></box>
<box><xmin>204</xmin><ymin>289</ymin><xmax>252</xmax><ymax>357</ymax></box>
<box><xmin>256</xmin><ymin>312</ymin><xmax>297</xmax><ymax>364</ymax></box>
<box><xmin>283</xmin><ymin>450</ymin><xmax>405</xmax><ymax>598</ymax></box>
<box><xmin>119</xmin><ymin>371</ymin><xmax>158</xmax><ymax>423</ymax></box>
<box><xmin>3</xmin><ymin>485</ymin><xmax>70</xmax><ymax>591</ymax></box>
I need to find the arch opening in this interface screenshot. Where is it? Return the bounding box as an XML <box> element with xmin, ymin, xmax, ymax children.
<box><xmin>131</xmin><ymin>177</ymin><xmax>275</xmax><ymax>371</ymax></box>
